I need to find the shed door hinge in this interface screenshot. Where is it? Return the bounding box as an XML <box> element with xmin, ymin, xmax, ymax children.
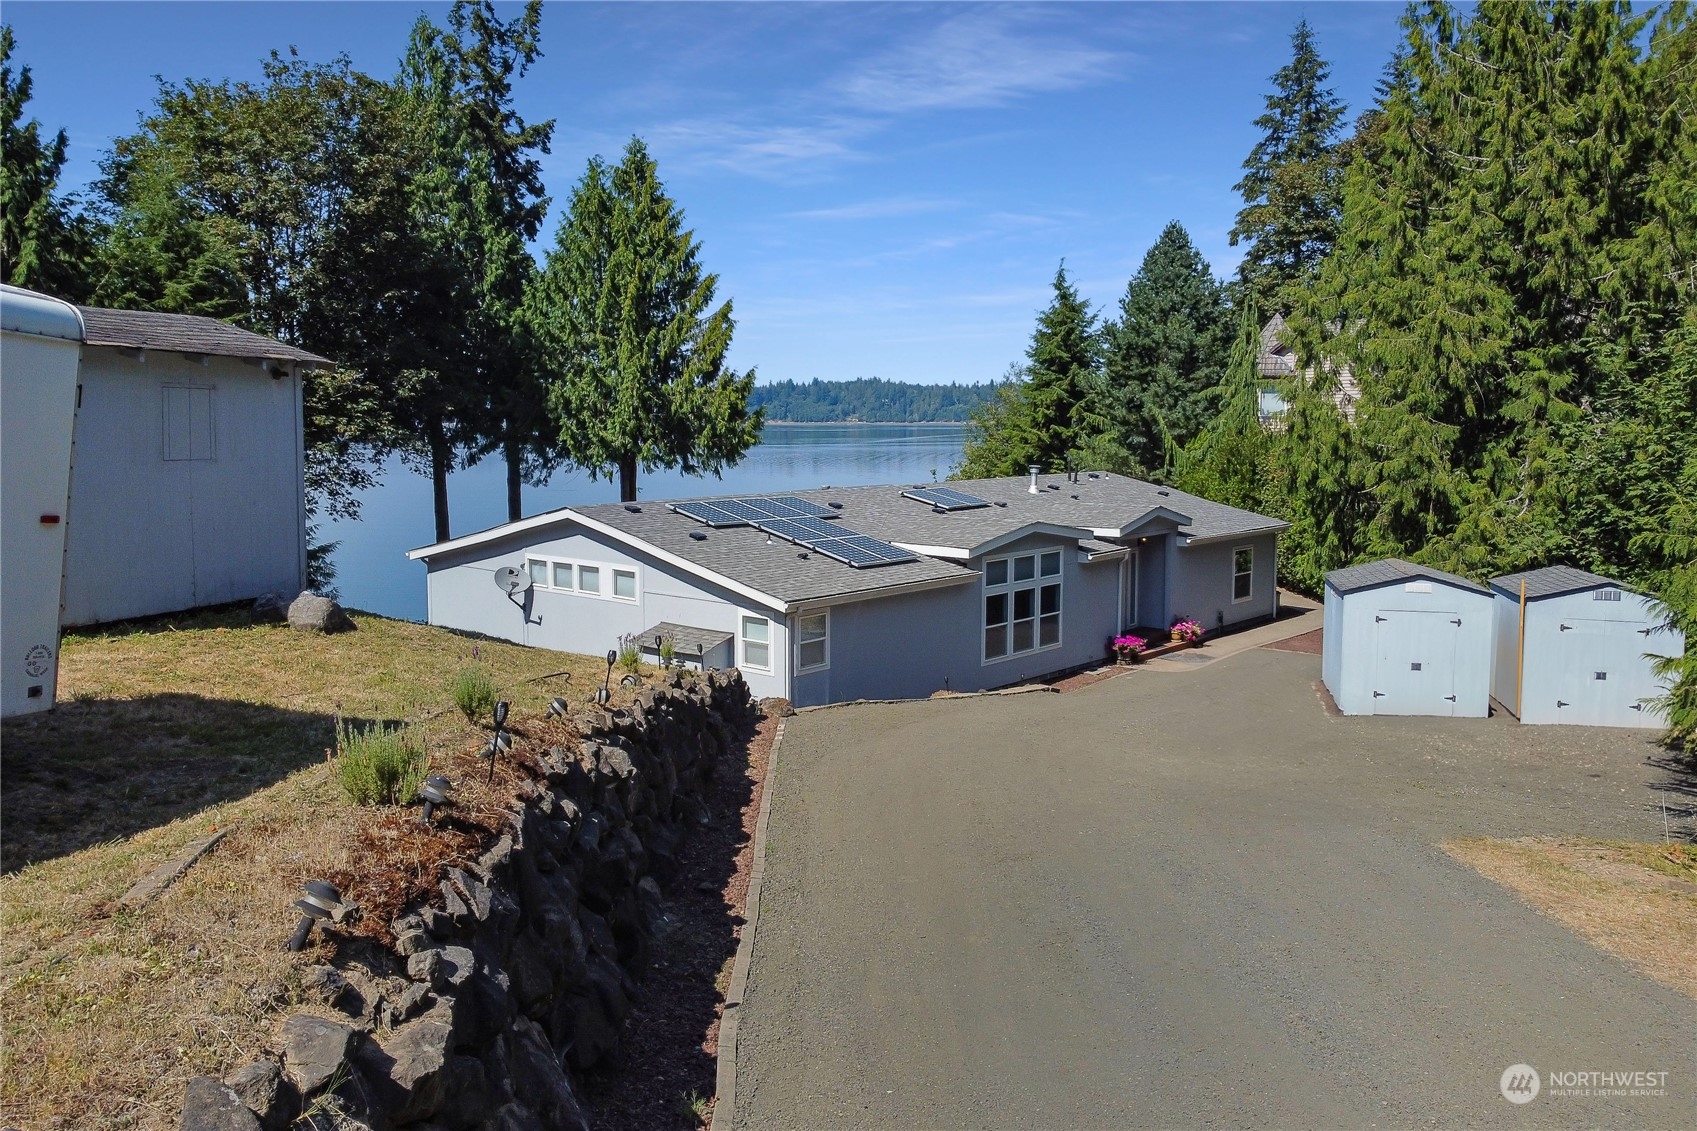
<box><xmin>1630</xmin><ymin>703</ymin><xmax>1643</xmax><ymax>711</ymax></box>
<box><xmin>1375</xmin><ymin>615</ymin><xmax>1387</xmax><ymax>623</ymax></box>
<box><xmin>1373</xmin><ymin>690</ymin><xmax>1386</xmax><ymax>698</ymax></box>
<box><xmin>1557</xmin><ymin>700</ymin><xmax>1569</xmax><ymax>708</ymax></box>
<box><xmin>1450</xmin><ymin>618</ymin><xmax>1462</xmax><ymax>626</ymax></box>
<box><xmin>1560</xmin><ymin>623</ymin><xmax>1572</xmax><ymax>631</ymax></box>
<box><xmin>1444</xmin><ymin>695</ymin><xmax>1457</xmax><ymax>702</ymax></box>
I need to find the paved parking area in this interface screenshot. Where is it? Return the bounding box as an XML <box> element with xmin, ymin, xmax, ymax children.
<box><xmin>733</xmin><ymin>646</ymin><xmax>1695</xmax><ymax>1129</ymax></box>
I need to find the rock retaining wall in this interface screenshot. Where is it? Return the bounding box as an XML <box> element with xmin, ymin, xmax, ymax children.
<box><xmin>181</xmin><ymin>668</ymin><xmax>759</xmax><ymax>1131</ymax></box>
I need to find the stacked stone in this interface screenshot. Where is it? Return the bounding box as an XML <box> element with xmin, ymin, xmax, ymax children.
<box><xmin>181</xmin><ymin>668</ymin><xmax>758</xmax><ymax>1131</ymax></box>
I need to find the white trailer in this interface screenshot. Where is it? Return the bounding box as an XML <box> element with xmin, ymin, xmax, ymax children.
<box><xmin>1</xmin><ymin>285</ymin><xmax>85</xmax><ymax>716</ymax></box>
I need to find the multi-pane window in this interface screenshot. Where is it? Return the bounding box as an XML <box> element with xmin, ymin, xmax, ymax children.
<box><xmin>796</xmin><ymin>611</ymin><xmax>829</xmax><ymax>671</ymax></box>
<box><xmin>521</xmin><ymin>557</ymin><xmax>637</xmax><ymax>602</ymax></box>
<box><xmin>984</xmin><ymin>550</ymin><xmax>1061</xmax><ymax>662</ymax></box>
<box><xmin>1233</xmin><ymin>547</ymin><xmax>1254</xmax><ymax>602</ymax></box>
<box><xmin>741</xmin><ymin>615</ymin><xmax>771</xmax><ymax>671</ymax></box>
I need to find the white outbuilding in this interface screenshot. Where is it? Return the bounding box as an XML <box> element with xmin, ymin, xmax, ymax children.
<box><xmin>1489</xmin><ymin>565</ymin><xmax>1684</xmax><ymax>727</ymax></box>
<box><xmin>60</xmin><ymin>303</ymin><xmax>331</xmax><ymax>626</ymax></box>
<box><xmin>1</xmin><ymin>286</ymin><xmax>84</xmax><ymax>716</ymax></box>
<box><xmin>1322</xmin><ymin>558</ymin><xmax>1495</xmax><ymax>717</ymax></box>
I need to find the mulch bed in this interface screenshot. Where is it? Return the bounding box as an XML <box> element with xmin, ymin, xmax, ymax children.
<box><xmin>580</xmin><ymin>711</ymin><xmax>778</xmax><ymax>1130</ymax></box>
<box><xmin>1264</xmin><ymin>627</ymin><xmax>1324</xmax><ymax>654</ymax></box>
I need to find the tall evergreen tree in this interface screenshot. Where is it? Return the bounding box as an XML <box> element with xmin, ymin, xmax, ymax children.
<box><xmin>1229</xmin><ymin>19</ymin><xmax>1347</xmax><ymax>313</ymax></box>
<box><xmin>958</xmin><ymin>265</ymin><xmax>1104</xmax><ymax>478</ymax></box>
<box><xmin>1174</xmin><ymin>300</ymin><xmax>1271</xmax><ymax>513</ymax></box>
<box><xmin>404</xmin><ymin>0</ymin><xmax>557</xmax><ymax>528</ymax></box>
<box><xmin>1</xmin><ymin>25</ymin><xmax>90</xmax><ymax>297</ymax></box>
<box><xmin>1101</xmin><ymin>221</ymin><xmax>1232</xmax><ymax>477</ymax></box>
<box><xmin>532</xmin><ymin>138</ymin><xmax>761</xmax><ymax>502</ymax></box>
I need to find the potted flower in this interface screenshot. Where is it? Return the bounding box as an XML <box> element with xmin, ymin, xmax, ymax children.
<box><xmin>1170</xmin><ymin>618</ymin><xmax>1203</xmax><ymax>646</ymax></box>
<box><xmin>1111</xmin><ymin>633</ymin><xmax>1147</xmax><ymax>664</ymax></box>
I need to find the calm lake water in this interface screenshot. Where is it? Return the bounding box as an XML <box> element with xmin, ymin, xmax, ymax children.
<box><xmin>324</xmin><ymin>423</ymin><xmax>969</xmax><ymax>622</ymax></box>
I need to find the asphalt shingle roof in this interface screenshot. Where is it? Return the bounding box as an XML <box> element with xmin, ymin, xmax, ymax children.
<box><xmin>1489</xmin><ymin>564</ymin><xmax>1623</xmax><ymax>600</ymax></box>
<box><xmin>1326</xmin><ymin>558</ymin><xmax>1491</xmax><ymax>596</ymax></box>
<box><xmin>417</xmin><ymin>472</ymin><xmax>1288</xmax><ymax>606</ymax></box>
<box><xmin>76</xmin><ymin>305</ymin><xmax>332</xmax><ymax>366</ymax></box>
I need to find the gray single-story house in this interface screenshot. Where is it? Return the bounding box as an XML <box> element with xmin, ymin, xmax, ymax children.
<box><xmin>61</xmin><ymin>305</ymin><xmax>330</xmax><ymax>626</ymax></box>
<box><xmin>408</xmin><ymin>470</ymin><xmax>1288</xmax><ymax>707</ymax></box>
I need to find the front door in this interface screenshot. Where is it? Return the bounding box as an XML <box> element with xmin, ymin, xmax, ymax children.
<box><xmin>1371</xmin><ymin>610</ymin><xmax>1461</xmax><ymax>715</ymax></box>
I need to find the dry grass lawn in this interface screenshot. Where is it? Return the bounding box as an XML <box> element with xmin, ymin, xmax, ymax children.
<box><xmin>0</xmin><ymin>605</ymin><xmax>644</xmax><ymax>1130</ymax></box>
<box><xmin>1444</xmin><ymin>836</ymin><xmax>1697</xmax><ymax>1001</ymax></box>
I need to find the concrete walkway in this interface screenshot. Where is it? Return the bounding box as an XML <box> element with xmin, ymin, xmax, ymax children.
<box><xmin>1139</xmin><ymin>590</ymin><xmax>1322</xmax><ymax>673</ymax></box>
<box><xmin>732</xmin><ymin>644</ymin><xmax>1694</xmax><ymax>1129</ymax></box>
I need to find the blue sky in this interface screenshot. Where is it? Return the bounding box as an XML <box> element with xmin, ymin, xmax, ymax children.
<box><xmin>6</xmin><ymin>1</ymin><xmax>1407</xmax><ymax>385</ymax></box>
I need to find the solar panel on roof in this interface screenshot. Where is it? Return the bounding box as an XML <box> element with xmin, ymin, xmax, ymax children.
<box><xmin>813</xmin><ymin>533</ymin><xmax>918</xmax><ymax>567</ymax></box>
<box><xmin>754</xmin><ymin>516</ymin><xmax>841</xmax><ymax>544</ymax></box>
<box><xmin>760</xmin><ymin>495</ymin><xmax>837</xmax><ymax>518</ymax></box>
<box><xmin>753</xmin><ymin>517</ymin><xmax>836</xmax><ymax>546</ymax></box>
<box><xmin>901</xmin><ymin>486</ymin><xmax>990</xmax><ymax>511</ymax></box>
<box><xmin>671</xmin><ymin>501</ymin><xmax>745</xmax><ymax>527</ymax></box>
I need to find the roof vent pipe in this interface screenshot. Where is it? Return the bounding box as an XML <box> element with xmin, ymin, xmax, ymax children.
<box><xmin>1028</xmin><ymin>465</ymin><xmax>1041</xmax><ymax>494</ymax></box>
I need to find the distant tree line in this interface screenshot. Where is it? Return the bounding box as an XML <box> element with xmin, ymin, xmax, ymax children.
<box><xmin>0</xmin><ymin>5</ymin><xmax>759</xmax><ymax>548</ymax></box>
<box><xmin>960</xmin><ymin>4</ymin><xmax>1696</xmax><ymax>748</ymax></box>
<box><xmin>751</xmin><ymin>378</ymin><xmax>995</xmax><ymax>423</ymax></box>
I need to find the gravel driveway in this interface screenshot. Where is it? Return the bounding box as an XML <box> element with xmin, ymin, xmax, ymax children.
<box><xmin>732</xmin><ymin>647</ymin><xmax>1695</xmax><ymax>1129</ymax></box>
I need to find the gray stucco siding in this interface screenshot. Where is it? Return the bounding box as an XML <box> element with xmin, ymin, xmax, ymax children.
<box><xmin>424</xmin><ymin>523</ymin><xmax>791</xmax><ymax>701</ymax></box>
<box><xmin>1169</xmin><ymin>533</ymin><xmax>1279</xmax><ymax>634</ymax></box>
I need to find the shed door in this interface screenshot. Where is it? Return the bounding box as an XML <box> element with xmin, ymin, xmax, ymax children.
<box><xmin>1372</xmin><ymin>610</ymin><xmax>1462</xmax><ymax>716</ymax></box>
<box><xmin>1549</xmin><ymin>618</ymin><xmax>1643</xmax><ymax>724</ymax></box>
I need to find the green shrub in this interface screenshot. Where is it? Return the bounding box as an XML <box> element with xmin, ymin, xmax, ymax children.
<box><xmin>337</xmin><ymin>722</ymin><xmax>428</xmax><ymax>807</ymax></box>
<box><xmin>618</xmin><ymin>634</ymin><xmax>641</xmax><ymax>673</ymax></box>
<box><xmin>453</xmin><ymin>663</ymin><xmax>498</xmax><ymax>723</ymax></box>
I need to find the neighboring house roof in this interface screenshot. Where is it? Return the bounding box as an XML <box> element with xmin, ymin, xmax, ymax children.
<box><xmin>75</xmin><ymin>305</ymin><xmax>333</xmax><ymax>367</ymax></box>
<box><xmin>1257</xmin><ymin>314</ymin><xmax>1360</xmax><ymax>421</ymax></box>
<box><xmin>1326</xmin><ymin>558</ymin><xmax>1491</xmax><ymax>596</ymax></box>
<box><xmin>409</xmin><ymin>471</ymin><xmax>1289</xmax><ymax>610</ymax></box>
<box><xmin>1489</xmin><ymin>564</ymin><xmax>1625</xmax><ymax>601</ymax></box>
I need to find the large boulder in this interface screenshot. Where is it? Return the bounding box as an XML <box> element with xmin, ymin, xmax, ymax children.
<box><xmin>180</xmin><ymin>1077</ymin><xmax>261</xmax><ymax>1131</ymax></box>
<box><xmin>279</xmin><ymin>1014</ymin><xmax>360</xmax><ymax>1096</ymax></box>
<box><xmin>287</xmin><ymin>592</ymin><xmax>355</xmax><ymax>634</ymax></box>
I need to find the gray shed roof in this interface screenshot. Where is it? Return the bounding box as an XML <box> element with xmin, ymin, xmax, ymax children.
<box><xmin>412</xmin><ymin>471</ymin><xmax>1288</xmax><ymax>608</ymax></box>
<box><xmin>1489</xmin><ymin>564</ymin><xmax>1624</xmax><ymax>600</ymax></box>
<box><xmin>76</xmin><ymin>305</ymin><xmax>332</xmax><ymax>366</ymax></box>
<box><xmin>635</xmin><ymin>622</ymin><xmax>734</xmax><ymax>654</ymax></box>
<box><xmin>1326</xmin><ymin>558</ymin><xmax>1490</xmax><ymax>597</ymax></box>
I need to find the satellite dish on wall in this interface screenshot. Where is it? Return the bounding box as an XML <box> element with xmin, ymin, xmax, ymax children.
<box><xmin>494</xmin><ymin>566</ymin><xmax>531</xmax><ymax>596</ymax></box>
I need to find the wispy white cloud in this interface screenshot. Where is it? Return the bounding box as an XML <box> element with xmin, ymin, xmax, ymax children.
<box><xmin>641</xmin><ymin>116</ymin><xmax>875</xmax><ymax>180</ymax></box>
<box><xmin>787</xmin><ymin>197</ymin><xmax>956</xmax><ymax>221</ymax></box>
<box><xmin>835</xmin><ymin>7</ymin><xmax>1128</xmax><ymax>114</ymax></box>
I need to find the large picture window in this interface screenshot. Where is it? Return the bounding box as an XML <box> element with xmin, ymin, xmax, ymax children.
<box><xmin>983</xmin><ymin>550</ymin><xmax>1061</xmax><ymax>662</ymax></box>
<box><xmin>796</xmin><ymin>610</ymin><xmax>829</xmax><ymax>672</ymax></box>
<box><xmin>1233</xmin><ymin>546</ymin><xmax>1254</xmax><ymax>603</ymax></box>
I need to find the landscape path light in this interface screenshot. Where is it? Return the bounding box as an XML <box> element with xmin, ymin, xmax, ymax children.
<box><xmin>546</xmin><ymin>697</ymin><xmax>570</xmax><ymax>720</ymax></box>
<box><xmin>596</xmin><ymin>649</ymin><xmax>616</xmax><ymax>706</ymax></box>
<box><xmin>287</xmin><ymin>881</ymin><xmax>343</xmax><ymax>952</ymax></box>
<box><xmin>482</xmin><ymin>700</ymin><xmax>512</xmax><ymax>783</ymax></box>
<box><xmin>418</xmin><ymin>774</ymin><xmax>454</xmax><ymax>824</ymax></box>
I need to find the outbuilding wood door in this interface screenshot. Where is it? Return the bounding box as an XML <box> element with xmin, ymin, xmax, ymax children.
<box><xmin>1371</xmin><ymin>610</ymin><xmax>1462</xmax><ymax>715</ymax></box>
<box><xmin>1548</xmin><ymin>618</ymin><xmax>1646</xmax><ymax>724</ymax></box>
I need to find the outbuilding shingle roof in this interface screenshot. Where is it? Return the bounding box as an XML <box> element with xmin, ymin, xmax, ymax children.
<box><xmin>1489</xmin><ymin>564</ymin><xmax>1624</xmax><ymax>600</ymax></box>
<box><xmin>76</xmin><ymin>305</ymin><xmax>332</xmax><ymax>366</ymax></box>
<box><xmin>1326</xmin><ymin>558</ymin><xmax>1490</xmax><ymax>596</ymax></box>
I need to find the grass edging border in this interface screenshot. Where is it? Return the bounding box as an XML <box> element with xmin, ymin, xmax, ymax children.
<box><xmin>709</xmin><ymin>716</ymin><xmax>786</xmax><ymax>1131</ymax></box>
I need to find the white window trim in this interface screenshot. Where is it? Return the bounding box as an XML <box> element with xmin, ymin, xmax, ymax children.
<box><xmin>1232</xmin><ymin>545</ymin><xmax>1254</xmax><ymax>604</ymax></box>
<box><xmin>522</xmin><ymin>556</ymin><xmax>640</xmax><ymax>603</ymax></box>
<box><xmin>981</xmin><ymin>550</ymin><xmax>1063</xmax><ymax>665</ymax></box>
<box><xmin>795</xmin><ymin>608</ymin><xmax>830</xmax><ymax>674</ymax></box>
<box><xmin>739</xmin><ymin>614</ymin><xmax>774</xmax><ymax>673</ymax></box>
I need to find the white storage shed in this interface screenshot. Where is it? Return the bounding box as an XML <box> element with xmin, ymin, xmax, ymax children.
<box><xmin>1</xmin><ymin>286</ymin><xmax>84</xmax><ymax>716</ymax></box>
<box><xmin>1489</xmin><ymin>565</ymin><xmax>1684</xmax><ymax>727</ymax></box>
<box><xmin>1323</xmin><ymin>559</ymin><xmax>1495</xmax><ymax>717</ymax></box>
<box><xmin>60</xmin><ymin>305</ymin><xmax>330</xmax><ymax>625</ymax></box>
